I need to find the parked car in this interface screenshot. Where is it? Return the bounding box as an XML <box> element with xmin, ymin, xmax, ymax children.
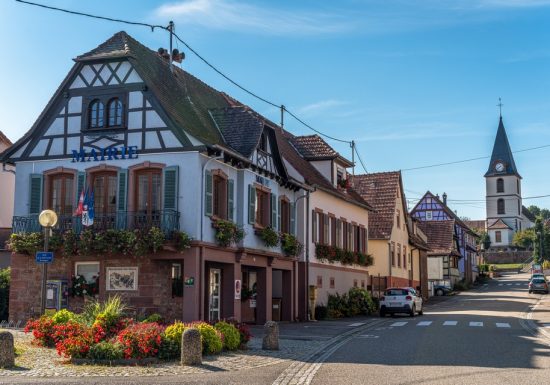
<box><xmin>530</xmin><ymin>273</ymin><xmax>546</xmax><ymax>282</ymax></box>
<box><xmin>433</xmin><ymin>285</ymin><xmax>452</xmax><ymax>296</ymax></box>
<box><xmin>528</xmin><ymin>278</ymin><xmax>549</xmax><ymax>294</ymax></box>
<box><xmin>380</xmin><ymin>287</ymin><xmax>423</xmax><ymax>317</ymax></box>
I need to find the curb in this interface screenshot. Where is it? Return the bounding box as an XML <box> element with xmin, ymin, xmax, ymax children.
<box><xmin>519</xmin><ymin>296</ymin><xmax>550</xmax><ymax>345</ymax></box>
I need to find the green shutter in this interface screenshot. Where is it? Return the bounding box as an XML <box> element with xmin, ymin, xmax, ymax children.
<box><xmin>76</xmin><ymin>172</ymin><xmax>85</xmax><ymax>206</ymax></box>
<box><xmin>204</xmin><ymin>170</ymin><xmax>213</xmax><ymax>216</ymax></box>
<box><xmin>29</xmin><ymin>174</ymin><xmax>43</xmax><ymax>215</ymax></box>
<box><xmin>116</xmin><ymin>169</ymin><xmax>128</xmax><ymax>211</ymax></box>
<box><xmin>248</xmin><ymin>185</ymin><xmax>256</xmax><ymax>224</ymax></box>
<box><xmin>163</xmin><ymin>166</ymin><xmax>179</xmax><ymax>211</ymax></box>
<box><xmin>271</xmin><ymin>193</ymin><xmax>277</xmax><ymax>229</ymax></box>
<box><xmin>227</xmin><ymin>179</ymin><xmax>235</xmax><ymax>222</ymax></box>
<box><xmin>290</xmin><ymin>203</ymin><xmax>296</xmax><ymax>235</ymax></box>
<box><xmin>277</xmin><ymin>199</ymin><xmax>282</xmax><ymax>232</ymax></box>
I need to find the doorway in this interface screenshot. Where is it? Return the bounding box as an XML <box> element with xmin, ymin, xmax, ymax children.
<box><xmin>208</xmin><ymin>268</ymin><xmax>221</xmax><ymax>322</ymax></box>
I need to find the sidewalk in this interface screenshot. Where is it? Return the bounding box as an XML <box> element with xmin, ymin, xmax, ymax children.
<box><xmin>530</xmin><ymin>295</ymin><xmax>550</xmax><ymax>334</ymax></box>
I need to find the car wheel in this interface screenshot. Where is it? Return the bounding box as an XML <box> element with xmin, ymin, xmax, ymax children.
<box><xmin>410</xmin><ymin>305</ymin><xmax>416</xmax><ymax>317</ymax></box>
<box><xmin>436</xmin><ymin>289</ymin><xmax>444</xmax><ymax>296</ymax></box>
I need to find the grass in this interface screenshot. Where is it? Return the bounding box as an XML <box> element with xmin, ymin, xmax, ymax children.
<box><xmin>491</xmin><ymin>263</ymin><xmax>523</xmax><ymax>270</ymax></box>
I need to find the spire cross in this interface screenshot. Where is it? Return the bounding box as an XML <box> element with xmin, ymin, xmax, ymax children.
<box><xmin>497</xmin><ymin>97</ymin><xmax>503</xmax><ymax>118</ymax></box>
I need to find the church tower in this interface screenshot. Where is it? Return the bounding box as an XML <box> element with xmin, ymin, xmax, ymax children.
<box><xmin>485</xmin><ymin>116</ymin><xmax>525</xmax><ymax>247</ymax></box>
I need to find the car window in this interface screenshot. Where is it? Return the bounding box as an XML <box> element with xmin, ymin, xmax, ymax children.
<box><xmin>385</xmin><ymin>289</ymin><xmax>408</xmax><ymax>296</ymax></box>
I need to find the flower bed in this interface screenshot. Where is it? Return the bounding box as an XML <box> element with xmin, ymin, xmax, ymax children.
<box><xmin>23</xmin><ymin>296</ymin><xmax>250</xmax><ymax>365</ymax></box>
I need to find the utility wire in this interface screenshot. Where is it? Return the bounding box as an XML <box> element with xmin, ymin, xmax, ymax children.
<box><xmin>15</xmin><ymin>0</ymin><xmax>167</xmax><ymax>31</ymax></box>
<box><xmin>354</xmin><ymin>144</ymin><xmax>368</xmax><ymax>173</ymax></box>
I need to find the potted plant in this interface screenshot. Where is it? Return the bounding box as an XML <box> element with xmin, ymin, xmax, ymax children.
<box><xmin>212</xmin><ymin>219</ymin><xmax>245</xmax><ymax>247</ymax></box>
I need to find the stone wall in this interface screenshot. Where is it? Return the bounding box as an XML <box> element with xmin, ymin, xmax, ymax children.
<box><xmin>9</xmin><ymin>252</ymin><xmax>184</xmax><ymax>323</ymax></box>
<box><xmin>483</xmin><ymin>251</ymin><xmax>532</xmax><ymax>264</ymax></box>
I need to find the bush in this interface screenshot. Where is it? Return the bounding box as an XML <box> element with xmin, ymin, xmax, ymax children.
<box><xmin>543</xmin><ymin>260</ymin><xmax>550</xmax><ymax>270</ymax></box>
<box><xmin>0</xmin><ymin>268</ymin><xmax>9</xmax><ymax>321</ymax></box>
<box><xmin>214</xmin><ymin>321</ymin><xmax>240</xmax><ymax>351</ymax></box>
<box><xmin>52</xmin><ymin>320</ymin><xmax>90</xmax><ymax>344</ymax></box>
<box><xmin>326</xmin><ymin>288</ymin><xmax>376</xmax><ymax>319</ymax></box>
<box><xmin>164</xmin><ymin>321</ymin><xmax>187</xmax><ymax>343</ymax></box>
<box><xmin>24</xmin><ymin>316</ymin><xmax>56</xmax><ymax>347</ymax></box>
<box><xmin>51</xmin><ymin>309</ymin><xmax>77</xmax><ymax>325</ymax></box>
<box><xmin>191</xmin><ymin>322</ymin><xmax>223</xmax><ymax>355</ymax></box>
<box><xmin>259</xmin><ymin>227</ymin><xmax>279</xmax><ymax>248</ymax></box>
<box><xmin>89</xmin><ymin>341</ymin><xmax>124</xmax><ymax>361</ymax></box>
<box><xmin>314</xmin><ymin>305</ymin><xmax>328</xmax><ymax>320</ymax></box>
<box><xmin>81</xmin><ymin>295</ymin><xmax>128</xmax><ymax>326</ymax></box>
<box><xmin>142</xmin><ymin>313</ymin><xmax>164</xmax><ymax>324</ymax></box>
<box><xmin>225</xmin><ymin>319</ymin><xmax>251</xmax><ymax>348</ymax></box>
<box><xmin>158</xmin><ymin>334</ymin><xmax>180</xmax><ymax>360</ymax></box>
<box><xmin>7</xmin><ymin>233</ymin><xmax>43</xmax><ymax>255</ymax></box>
<box><xmin>117</xmin><ymin>322</ymin><xmax>164</xmax><ymax>359</ymax></box>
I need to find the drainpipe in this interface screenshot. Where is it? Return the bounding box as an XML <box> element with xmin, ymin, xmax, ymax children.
<box><xmin>388</xmin><ymin>242</ymin><xmax>392</xmax><ymax>287</ymax></box>
<box><xmin>199</xmin><ymin>151</ymin><xmax>224</xmax><ymax>321</ymax></box>
<box><xmin>305</xmin><ymin>190</ymin><xmax>310</xmax><ymax>321</ymax></box>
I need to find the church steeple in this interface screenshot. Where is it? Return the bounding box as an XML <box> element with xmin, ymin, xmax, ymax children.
<box><xmin>484</xmin><ymin>116</ymin><xmax>520</xmax><ymax>178</ymax></box>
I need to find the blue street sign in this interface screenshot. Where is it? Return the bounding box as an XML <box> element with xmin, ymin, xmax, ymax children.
<box><xmin>35</xmin><ymin>252</ymin><xmax>54</xmax><ymax>263</ymax></box>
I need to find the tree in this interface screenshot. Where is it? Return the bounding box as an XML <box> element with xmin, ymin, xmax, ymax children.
<box><xmin>533</xmin><ymin>218</ymin><xmax>545</xmax><ymax>263</ymax></box>
<box><xmin>527</xmin><ymin>205</ymin><xmax>550</xmax><ymax>220</ymax></box>
<box><xmin>513</xmin><ymin>228</ymin><xmax>536</xmax><ymax>249</ymax></box>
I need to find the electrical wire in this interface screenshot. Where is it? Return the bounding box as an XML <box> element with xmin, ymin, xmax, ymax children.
<box><xmin>354</xmin><ymin>143</ymin><xmax>368</xmax><ymax>173</ymax></box>
<box><xmin>15</xmin><ymin>0</ymin><xmax>167</xmax><ymax>31</ymax></box>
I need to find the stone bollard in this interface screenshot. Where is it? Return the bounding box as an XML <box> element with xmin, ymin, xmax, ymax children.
<box><xmin>262</xmin><ymin>321</ymin><xmax>279</xmax><ymax>351</ymax></box>
<box><xmin>0</xmin><ymin>331</ymin><xmax>15</xmax><ymax>368</ymax></box>
<box><xmin>181</xmin><ymin>328</ymin><xmax>202</xmax><ymax>366</ymax></box>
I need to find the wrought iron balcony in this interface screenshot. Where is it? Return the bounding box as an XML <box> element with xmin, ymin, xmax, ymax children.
<box><xmin>12</xmin><ymin>210</ymin><xmax>180</xmax><ymax>239</ymax></box>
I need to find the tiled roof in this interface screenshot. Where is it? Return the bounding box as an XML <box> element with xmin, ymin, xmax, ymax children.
<box><xmin>210</xmin><ymin>106</ymin><xmax>264</xmax><ymax>158</ymax></box>
<box><xmin>485</xmin><ymin>117</ymin><xmax>520</xmax><ymax>178</ymax></box>
<box><xmin>522</xmin><ymin>206</ymin><xmax>536</xmax><ymax>223</ymax></box>
<box><xmin>0</xmin><ymin>131</ymin><xmax>11</xmax><ymax>146</ymax></box>
<box><xmin>418</xmin><ymin>220</ymin><xmax>458</xmax><ymax>256</ymax></box>
<box><xmin>76</xmin><ymin>32</ymin><xmax>133</xmax><ymax>61</ymax></box>
<box><xmin>463</xmin><ymin>220</ymin><xmax>486</xmax><ymax>233</ymax></box>
<box><xmin>290</xmin><ymin>135</ymin><xmax>338</xmax><ymax>159</ymax></box>
<box><xmin>352</xmin><ymin>172</ymin><xmax>401</xmax><ymax>239</ymax></box>
<box><xmin>487</xmin><ymin>218</ymin><xmax>512</xmax><ymax>230</ymax></box>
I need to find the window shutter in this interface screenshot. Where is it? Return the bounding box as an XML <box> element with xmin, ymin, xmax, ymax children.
<box><xmin>227</xmin><ymin>179</ymin><xmax>235</xmax><ymax>222</ymax></box>
<box><xmin>336</xmin><ymin>219</ymin><xmax>341</xmax><ymax>248</ymax></box>
<box><xmin>248</xmin><ymin>185</ymin><xmax>256</xmax><ymax>224</ymax></box>
<box><xmin>290</xmin><ymin>203</ymin><xmax>296</xmax><ymax>235</ymax></box>
<box><xmin>277</xmin><ymin>199</ymin><xmax>282</xmax><ymax>231</ymax></box>
<box><xmin>204</xmin><ymin>170</ymin><xmax>213</xmax><ymax>216</ymax></box>
<box><xmin>271</xmin><ymin>193</ymin><xmax>277</xmax><ymax>230</ymax></box>
<box><xmin>29</xmin><ymin>174</ymin><xmax>43</xmax><ymax>215</ymax></box>
<box><xmin>116</xmin><ymin>169</ymin><xmax>128</xmax><ymax>229</ymax></box>
<box><xmin>163</xmin><ymin>166</ymin><xmax>179</xmax><ymax>211</ymax></box>
<box><xmin>76</xmin><ymin>172</ymin><xmax>86</xmax><ymax>206</ymax></box>
<box><xmin>116</xmin><ymin>169</ymin><xmax>127</xmax><ymax>212</ymax></box>
<box><xmin>312</xmin><ymin>210</ymin><xmax>317</xmax><ymax>243</ymax></box>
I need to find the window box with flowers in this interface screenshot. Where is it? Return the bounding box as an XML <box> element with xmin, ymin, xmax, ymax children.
<box><xmin>70</xmin><ymin>274</ymin><xmax>100</xmax><ymax>298</ymax></box>
<box><xmin>257</xmin><ymin>226</ymin><xmax>279</xmax><ymax>248</ymax></box>
<box><xmin>280</xmin><ymin>233</ymin><xmax>303</xmax><ymax>257</ymax></box>
<box><xmin>212</xmin><ymin>219</ymin><xmax>245</xmax><ymax>247</ymax></box>
<box><xmin>315</xmin><ymin>243</ymin><xmax>374</xmax><ymax>267</ymax></box>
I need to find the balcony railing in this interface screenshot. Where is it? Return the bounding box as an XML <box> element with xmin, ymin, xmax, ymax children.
<box><xmin>12</xmin><ymin>210</ymin><xmax>180</xmax><ymax>239</ymax></box>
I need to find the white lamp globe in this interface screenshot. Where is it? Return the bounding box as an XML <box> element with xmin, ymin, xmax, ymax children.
<box><xmin>38</xmin><ymin>209</ymin><xmax>58</xmax><ymax>228</ymax></box>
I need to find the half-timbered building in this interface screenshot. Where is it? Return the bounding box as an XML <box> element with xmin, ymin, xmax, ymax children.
<box><xmin>2</xmin><ymin>31</ymin><xmax>309</xmax><ymax>324</ymax></box>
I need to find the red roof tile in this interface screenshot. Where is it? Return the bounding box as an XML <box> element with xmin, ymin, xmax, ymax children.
<box><xmin>352</xmin><ymin>172</ymin><xmax>402</xmax><ymax>239</ymax></box>
<box><xmin>418</xmin><ymin>220</ymin><xmax>458</xmax><ymax>256</ymax></box>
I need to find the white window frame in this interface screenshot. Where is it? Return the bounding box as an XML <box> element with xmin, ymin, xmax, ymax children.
<box><xmin>426</xmin><ymin>211</ymin><xmax>433</xmax><ymax>220</ymax></box>
<box><xmin>75</xmin><ymin>262</ymin><xmax>100</xmax><ymax>282</ymax></box>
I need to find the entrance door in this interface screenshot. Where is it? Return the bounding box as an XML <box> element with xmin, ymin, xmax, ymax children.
<box><xmin>208</xmin><ymin>268</ymin><xmax>221</xmax><ymax>322</ymax></box>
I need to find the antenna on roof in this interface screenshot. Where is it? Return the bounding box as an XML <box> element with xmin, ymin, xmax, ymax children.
<box><xmin>168</xmin><ymin>21</ymin><xmax>174</xmax><ymax>73</ymax></box>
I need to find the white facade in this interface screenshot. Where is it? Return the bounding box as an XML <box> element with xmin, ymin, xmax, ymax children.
<box><xmin>0</xmin><ymin>138</ymin><xmax>15</xmax><ymax>229</ymax></box>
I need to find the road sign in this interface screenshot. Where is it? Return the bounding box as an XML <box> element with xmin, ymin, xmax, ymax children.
<box><xmin>35</xmin><ymin>251</ymin><xmax>54</xmax><ymax>263</ymax></box>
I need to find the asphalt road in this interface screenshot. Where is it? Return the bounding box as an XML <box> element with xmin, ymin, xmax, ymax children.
<box><xmin>309</xmin><ymin>273</ymin><xmax>550</xmax><ymax>385</ymax></box>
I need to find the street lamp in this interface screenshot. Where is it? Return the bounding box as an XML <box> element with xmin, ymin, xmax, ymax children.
<box><xmin>38</xmin><ymin>209</ymin><xmax>58</xmax><ymax>315</ymax></box>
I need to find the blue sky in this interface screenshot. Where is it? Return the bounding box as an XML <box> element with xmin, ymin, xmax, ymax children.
<box><xmin>2</xmin><ymin>0</ymin><xmax>550</xmax><ymax>219</ymax></box>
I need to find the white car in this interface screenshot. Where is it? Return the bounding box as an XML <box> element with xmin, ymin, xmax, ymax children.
<box><xmin>380</xmin><ymin>287</ymin><xmax>423</xmax><ymax>317</ymax></box>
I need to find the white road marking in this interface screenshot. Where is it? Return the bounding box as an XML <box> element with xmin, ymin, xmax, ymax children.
<box><xmin>541</xmin><ymin>323</ymin><xmax>550</xmax><ymax>328</ymax></box>
<box><xmin>469</xmin><ymin>322</ymin><xmax>483</xmax><ymax>327</ymax></box>
<box><xmin>417</xmin><ymin>321</ymin><xmax>432</xmax><ymax>326</ymax></box>
<box><xmin>496</xmin><ymin>323</ymin><xmax>511</xmax><ymax>328</ymax></box>
<box><xmin>348</xmin><ymin>322</ymin><xmax>365</xmax><ymax>327</ymax></box>
<box><xmin>515</xmin><ymin>283</ymin><xmax>522</xmax><ymax>286</ymax></box>
<box><xmin>390</xmin><ymin>322</ymin><xmax>408</xmax><ymax>327</ymax></box>
<box><xmin>358</xmin><ymin>334</ymin><xmax>379</xmax><ymax>338</ymax></box>
<box><xmin>498</xmin><ymin>284</ymin><xmax>503</xmax><ymax>286</ymax></box>
<box><xmin>443</xmin><ymin>321</ymin><xmax>458</xmax><ymax>326</ymax></box>
<box><xmin>483</xmin><ymin>284</ymin><xmax>489</xmax><ymax>286</ymax></box>
<box><xmin>506</xmin><ymin>283</ymin><xmax>513</xmax><ymax>286</ymax></box>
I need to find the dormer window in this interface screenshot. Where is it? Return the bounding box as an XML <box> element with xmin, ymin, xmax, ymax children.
<box><xmin>259</xmin><ymin>133</ymin><xmax>267</xmax><ymax>152</ymax></box>
<box><xmin>89</xmin><ymin>99</ymin><xmax>104</xmax><ymax>128</ymax></box>
<box><xmin>85</xmin><ymin>93</ymin><xmax>125</xmax><ymax>130</ymax></box>
<box><xmin>107</xmin><ymin>98</ymin><xmax>123</xmax><ymax>127</ymax></box>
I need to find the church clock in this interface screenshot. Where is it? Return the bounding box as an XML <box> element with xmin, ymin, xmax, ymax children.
<box><xmin>495</xmin><ymin>162</ymin><xmax>505</xmax><ymax>172</ymax></box>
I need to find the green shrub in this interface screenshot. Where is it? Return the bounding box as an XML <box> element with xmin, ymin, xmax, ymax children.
<box><xmin>88</xmin><ymin>341</ymin><xmax>124</xmax><ymax>361</ymax></box>
<box><xmin>326</xmin><ymin>287</ymin><xmax>376</xmax><ymax>318</ymax></box>
<box><xmin>80</xmin><ymin>295</ymin><xmax>128</xmax><ymax>326</ymax></box>
<box><xmin>142</xmin><ymin>313</ymin><xmax>164</xmax><ymax>324</ymax></box>
<box><xmin>7</xmin><ymin>233</ymin><xmax>43</xmax><ymax>255</ymax></box>
<box><xmin>543</xmin><ymin>260</ymin><xmax>550</xmax><ymax>270</ymax></box>
<box><xmin>0</xmin><ymin>268</ymin><xmax>9</xmax><ymax>321</ymax></box>
<box><xmin>193</xmin><ymin>322</ymin><xmax>223</xmax><ymax>355</ymax></box>
<box><xmin>51</xmin><ymin>309</ymin><xmax>77</xmax><ymax>325</ymax></box>
<box><xmin>259</xmin><ymin>227</ymin><xmax>279</xmax><ymax>248</ymax></box>
<box><xmin>158</xmin><ymin>334</ymin><xmax>180</xmax><ymax>359</ymax></box>
<box><xmin>214</xmin><ymin>321</ymin><xmax>240</xmax><ymax>351</ymax></box>
<box><xmin>164</xmin><ymin>321</ymin><xmax>187</xmax><ymax>343</ymax></box>
<box><xmin>314</xmin><ymin>305</ymin><xmax>328</xmax><ymax>320</ymax></box>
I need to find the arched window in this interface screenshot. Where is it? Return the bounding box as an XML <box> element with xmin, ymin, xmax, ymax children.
<box><xmin>107</xmin><ymin>98</ymin><xmax>123</xmax><ymax>127</ymax></box>
<box><xmin>497</xmin><ymin>178</ymin><xmax>504</xmax><ymax>193</ymax></box>
<box><xmin>497</xmin><ymin>198</ymin><xmax>505</xmax><ymax>215</ymax></box>
<box><xmin>89</xmin><ymin>99</ymin><xmax>104</xmax><ymax>128</ymax></box>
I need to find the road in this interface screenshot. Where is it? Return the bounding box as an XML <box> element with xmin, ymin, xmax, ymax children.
<box><xmin>6</xmin><ymin>273</ymin><xmax>550</xmax><ymax>385</ymax></box>
<box><xmin>307</xmin><ymin>273</ymin><xmax>550</xmax><ymax>385</ymax></box>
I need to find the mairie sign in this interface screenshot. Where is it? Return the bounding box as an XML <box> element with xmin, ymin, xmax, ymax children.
<box><xmin>35</xmin><ymin>251</ymin><xmax>54</xmax><ymax>264</ymax></box>
<box><xmin>71</xmin><ymin>146</ymin><xmax>138</xmax><ymax>163</ymax></box>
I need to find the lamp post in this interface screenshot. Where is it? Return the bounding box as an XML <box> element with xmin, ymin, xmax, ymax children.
<box><xmin>38</xmin><ymin>209</ymin><xmax>58</xmax><ymax>315</ymax></box>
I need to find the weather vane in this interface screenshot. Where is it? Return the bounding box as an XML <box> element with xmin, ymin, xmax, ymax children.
<box><xmin>497</xmin><ymin>97</ymin><xmax>503</xmax><ymax>118</ymax></box>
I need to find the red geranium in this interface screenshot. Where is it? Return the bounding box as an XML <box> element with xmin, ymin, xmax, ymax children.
<box><xmin>117</xmin><ymin>322</ymin><xmax>164</xmax><ymax>359</ymax></box>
